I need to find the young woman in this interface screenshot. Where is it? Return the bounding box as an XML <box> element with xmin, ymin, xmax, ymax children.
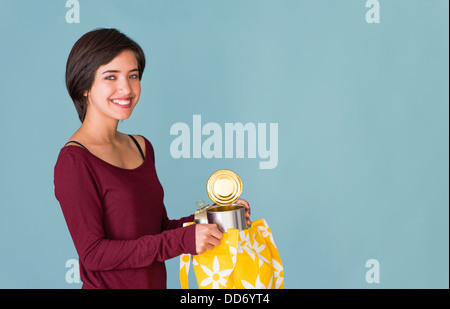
<box><xmin>54</xmin><ymin>28</ymin><xmax>250</xmax><ymax>289</ymax></box>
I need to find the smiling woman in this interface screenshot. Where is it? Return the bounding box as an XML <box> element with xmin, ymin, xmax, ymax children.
<box><xmin>65</xmin><ymin>28</ymin><xmax>145</xmax><ymax>123</ymax></box>
<box><xmin>53</xmin><ymin>28</ymin><xmax>251</xmax><ymax>289</ymax></box>
<box><xmin>83</xmin><ymin>50</ymin><xmax>141</xmax><ymax>121</ymax></box>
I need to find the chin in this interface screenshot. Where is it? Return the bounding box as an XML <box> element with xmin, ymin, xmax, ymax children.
<box><xmin>117</xmin><ymin>114</ymin><xmax>132</xmax><ymax>121</ymax></box>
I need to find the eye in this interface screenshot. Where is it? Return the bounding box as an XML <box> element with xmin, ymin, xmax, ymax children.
<box><xmin>129</xmin><ymin>74</ymin><xmax>139</xmax><ymax>79</ymax></box>
<box><xmin>105</xmin><ymin>75</ymin><xmax>116</xmax><ymax>80</ymax></box>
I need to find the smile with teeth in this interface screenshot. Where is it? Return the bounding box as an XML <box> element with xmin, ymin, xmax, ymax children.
<box><xmin>111</xmin><ymin>98</ymin><xmax>132</xmax><ymax>106</ymax></box>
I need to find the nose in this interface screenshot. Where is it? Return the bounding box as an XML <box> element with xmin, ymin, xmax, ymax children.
<box><xmin>117</xmin><ymin>78</ymin><xmax>131</xmax><ymax>95</ymax></box>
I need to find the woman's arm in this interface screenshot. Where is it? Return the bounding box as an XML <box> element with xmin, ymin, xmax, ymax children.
<box><xmin>54</xmin><ymin>151</ymin><xmax>197</xmax><ymax>271</ymax></box>
<box><xmin>161</xmin><ymin>210</ymin><xmax>195</xmax><ymax>231</ymax></box>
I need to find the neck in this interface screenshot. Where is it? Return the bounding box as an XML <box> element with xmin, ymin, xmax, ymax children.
<box><xmin>79</xmin><ymin>113</ymin><xmax>121</xmax><ymax>145</ymax></box>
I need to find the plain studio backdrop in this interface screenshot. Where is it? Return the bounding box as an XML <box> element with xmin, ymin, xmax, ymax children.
<box><xmin>0</xmin><ymin>0</ymin><xmax>448</xmax><ymax>289</ymax></box>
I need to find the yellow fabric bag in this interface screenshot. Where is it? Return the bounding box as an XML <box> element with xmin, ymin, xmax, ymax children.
<box><xmin>180</xmin><ymin>219</ymin><xmax>284</xmax><ymax>289</ymax></box>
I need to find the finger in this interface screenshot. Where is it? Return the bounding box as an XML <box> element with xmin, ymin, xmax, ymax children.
<box><xmin>209</xmin><ymin>236</ymin><xmax>221</xmax><ymax>247</ymax></box>
<box><xmin>236</xmin><ymin>198</ymin><xmax>249</xmax><ymax>208</ymax></box>
<box><xmin>207</xmin><ymin>224</ymin><xmax>222</xmax><ymax>233</ymax></box>
<box><xmin>207</xmin><ymin>223</ymin><xmax>219</xmax><ymax>230</ymax></box>
<box><xmin>204</xmin><ymin>243</ymin><xmax>215</xmax><ymax>251</ymax></box>
<box><xmin>210</xmin><ymin>228</ymin><xmax>223</xmax><ymax>240</ymax></box>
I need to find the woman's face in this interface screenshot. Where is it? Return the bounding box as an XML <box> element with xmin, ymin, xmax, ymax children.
<box><xmin>84</xmin><ymin>49</ymin><xmax>141</xmax><ymax>122</ymax></box>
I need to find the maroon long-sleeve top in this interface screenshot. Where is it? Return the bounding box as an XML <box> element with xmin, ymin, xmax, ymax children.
<box><xmin>54</xmin><ymin>136</ymin><xmax>196</xmax><ymax>289</ymax></box>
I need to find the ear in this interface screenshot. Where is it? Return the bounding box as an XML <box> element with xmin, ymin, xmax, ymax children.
<box><xmin>83</xmin><ymin>90</ymin><xmax>91</xmax><ymax>106</ymax></box>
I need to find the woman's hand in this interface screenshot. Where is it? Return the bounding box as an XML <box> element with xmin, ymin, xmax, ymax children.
<box><xmin>236</xmin><ymin>198</ymin><xmax>251</xmax><ymax>226</ymax></box>
<box><xmin>195</xmin><ymin>224</ymin><xmax>222</xmax><ymax>255</ymax></box>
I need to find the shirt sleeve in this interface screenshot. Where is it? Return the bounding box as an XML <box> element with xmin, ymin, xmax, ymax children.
<box><xmin>161</xmin><ymin>210</ymin><xmax>195</xmax><ymax>231</ymax></box>
<box><xmin>54</xmin><ymin>150</ymin><xmax>197</xmax><ymax>272</ymax></box>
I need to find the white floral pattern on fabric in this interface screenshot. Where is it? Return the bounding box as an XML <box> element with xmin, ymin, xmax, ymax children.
<box><xmin>180</xmin><ymin>254</ymin><xmax>190</xmax><ymax>272</ymax></box>
<box><xmin>251</xmin><ymin>234</ymin><xmax>270</xmax><ymax>268</ymax></box>
<box><xmin>199</xmin><ymin>256</ymin><xmax>233</xmax><ymax>289</ymax></box>
<box><xmin>180</xmin><ymin>219</ymin><xmax>284</xmax><ymax>289</ymax></box>
<box><xmin>257</xmin><ymin>220</ymin><xmax>276</xmax><ymax>248</ymax></box>
<box><xmin>241</xmin><ymin>274</ymin><xmax>273</xmax><ymax>289</ymax></box>
<box><xmin>238</xmin><ymin>230</ymin><xmax>255</xmax><ymax>260</ymax></box>
<box><xmin>272</xmin><ymin>259</ymin><xmax>284</xmax><ymax>288</ymax></box>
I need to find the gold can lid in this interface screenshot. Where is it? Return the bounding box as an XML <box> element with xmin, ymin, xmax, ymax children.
<box><xmin>207</xmin><ymin>169</ymin><xmax>242</xmax><ymax>206</ymax></box>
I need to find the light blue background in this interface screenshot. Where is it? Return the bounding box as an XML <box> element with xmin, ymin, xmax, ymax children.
<box><xmin>0</xmin><ymin>0</ymin><xmax>448</xmax><ymax>289</ymax></box>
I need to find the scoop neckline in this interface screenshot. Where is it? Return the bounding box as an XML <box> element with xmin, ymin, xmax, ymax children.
<box><xmin>63</xmin><ymin>139</ymin><xmax>148</xmax><ymax>172</ymax></box>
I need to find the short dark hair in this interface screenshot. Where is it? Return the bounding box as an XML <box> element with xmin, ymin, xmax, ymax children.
<box><xmin>65</xmin><ymin>28</ymin><xmax>146</xmax><ymax>122</ymax></box>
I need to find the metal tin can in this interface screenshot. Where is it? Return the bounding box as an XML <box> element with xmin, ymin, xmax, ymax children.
<box><xmin>206</xmin><ymin>203</ymin><xmax>248</xmax><ymax>232</ymax></box>
<box><xmin>194</xmin><ymin>200</ymin><xmax>211</xmax><ymax>224</ymax></box>
<box><xmin>206</xmin><ymin>169</ymin><xmax>242</xmax><ymax>206</ymax></box>
<box><xmin>193</xmin><ymin>169</ymin><xmax>248</xmax><ymax>232</ymax></box>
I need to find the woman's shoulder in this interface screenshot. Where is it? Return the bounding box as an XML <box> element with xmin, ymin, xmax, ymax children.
<box><xmin>128</xmin><ymin>133</ymin><xmax>146</xmax><ymax>146</ymax></box>
<box><xmin>128</xmin><ymin>134</ymin><xmax>153</xmax><ymax>148</ymax></box>
<box><xmin>56</xmin><ymin>143</ymin><xmax>92</xmax><ymax>169</ymax></box>
<box><xmin>53</xmin><ymin>146</ymin><xmax>95</xmax><ymax>189</ymax></box>
<box><xmin>127</xmin><ymin>134</ymin><xmax>156</xmax><ymax>163</ymax></box>
<box><xmin>59</xmin><ymin>132</ymin><xmax>90</xmax><ymax>155</ymax></box>
<box><xmin>56</xmin><ymin>131</ymin><xmax>96</xmax><ymax>167</ymax></box>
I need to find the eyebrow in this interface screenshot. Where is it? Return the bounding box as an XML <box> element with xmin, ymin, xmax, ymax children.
<box><xmin>101</xmin><ymin>68</ymin><xmax>139</xmax><ymax>74</ymax></box>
